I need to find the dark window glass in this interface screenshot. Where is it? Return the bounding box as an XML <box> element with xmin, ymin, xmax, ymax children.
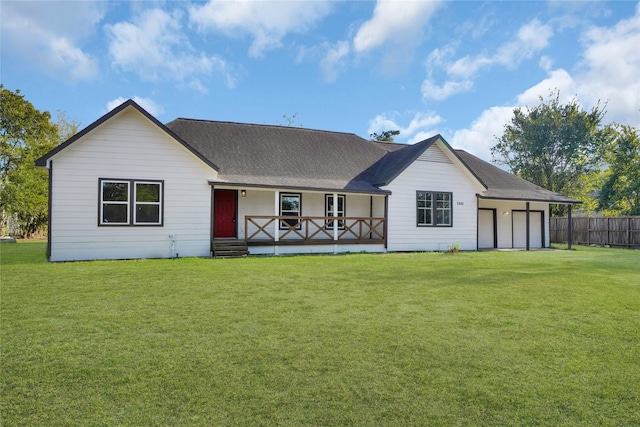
<box><xmin>136</xmin><ymin>205</ymin><xmax>160</xmax><ymax>223</ymax></box>
<box><xmin>136</xmin><ymin>183</ymin><xmax>160</xmax><ymax>202</ymax></box>
<box><xmin>103</xmin><ymin>182</ymin><xmax>128</xmax><ymax>202</ymax></box>
<box><xmin>280</xmin><ymin>194</ymin><xmax>301</xmax><ymax>229</ymax></box>
<box><xmin>103</xmin><ymin>204</ymin><xmax>128</xmax><ymax>223</ymax></box>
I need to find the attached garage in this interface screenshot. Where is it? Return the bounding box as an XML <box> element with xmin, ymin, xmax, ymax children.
<box><xmin>512</xmin><ymin>210</ymin><xmax>544</xmax><ymax>248</ymax></box>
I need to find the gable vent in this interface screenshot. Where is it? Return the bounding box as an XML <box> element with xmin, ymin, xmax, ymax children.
<box><xmin>417</xmin><ymin>145</ymin><xmax>452</xmax><ymax>163</ymax></box>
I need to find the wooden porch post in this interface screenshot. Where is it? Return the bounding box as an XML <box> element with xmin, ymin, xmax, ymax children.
<box><xmin>333</xmin><ymin>192</ymin><xmax>339</xmax><ymax>254</ymax></box>
<box><xmin>384</xmin><ymin>195</ymin><xmax>389</xmax><ymax>250</ymax></box>
<box><xmin>567</xmin><ymin>204</ymin><xmax>573</xmax><ymax>250</ymax></box>
<box><xmin>274</xmin><ymin>191</ymin><xmax>279</xmax><ymax>254</ymax></box>
<box><xmin>526</xmin><ymin>202</ymin><xmax>530</xmax><ymax>251</ymax></box>
<box><xmin>333</xmin><ymin>193</ymin><xmax>339</xmax><ymax>241</ymax></box>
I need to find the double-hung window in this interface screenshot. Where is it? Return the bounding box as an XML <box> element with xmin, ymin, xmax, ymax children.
<box><xmin>417</xmin><ymin>191</ymin><xmax>452</xmax><ymax>226</ymax></box>
<box><xmin>100</xmin><ymin>179</ymin><xmax>163</xmax><ymax>226</ymax></box>
<box><xmin>325</xmin><ymin>194</ymin><xmax>345</xmax><ymax>230</ymax></box>
<box><xmin>280</xmin><ymin>193</ymin><xmax>301</xmax><ymax>229</ymax></box>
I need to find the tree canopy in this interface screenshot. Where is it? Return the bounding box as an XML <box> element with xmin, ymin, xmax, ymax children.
<box><xmin>492</xmin><ymin>90</ymin><xmax>610</xmax><ymax>214</ymax></box>
<box><xmin>370</xmin><ymin>130</ymin><xmax>400</xmax><ymax>142</ymax></box>
<box><xmin>1</xmin><ymin>86</ymin><xmax>77</xmax><ymax>236</ymax></box>
<box><xmin>598</xmin><ymin>125</ymin><xmax>640</xmax><ymax>215</ymax></box>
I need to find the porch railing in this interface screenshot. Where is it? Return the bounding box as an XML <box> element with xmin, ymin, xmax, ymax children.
<box><xmin>244</xmin><ymin>216</ymin><xmax>385</xmax><ymax>245</ymax></box>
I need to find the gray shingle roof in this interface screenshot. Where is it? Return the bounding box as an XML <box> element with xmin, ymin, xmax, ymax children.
<box><xmin>456</xmin><ymin>150</ymin><xmax>580</xmax><ymax>203</ymax></box>
<box><xmin>165</xmin><ymin>118</ymin><xmax>392</xmax><ymax>193</ymax></box>
<box><xmin>166</xmin><ymin>117</ymin><xmax>579</xmax><ymax>203</ymax></box>
<box><xmin>37</xmin><ymin>100</ymin><xmax>578</xmax><ymax>204</ymax></box>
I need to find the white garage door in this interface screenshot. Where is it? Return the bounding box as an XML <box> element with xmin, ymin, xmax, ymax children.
<box><xmin>513</xmin><ymin>211</ymin><xmax>543</xmax><ymax>248</ymax></box>
<box><xmin>478</xmin><ymin>209</ymin><xmax>496</xmax><ymax>249</ymax></box>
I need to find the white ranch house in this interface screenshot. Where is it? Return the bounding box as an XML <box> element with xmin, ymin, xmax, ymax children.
<box><xmin>36</xmin><ymin>100</ymin><xmax>578</xmax><ymax>261</ymax></box>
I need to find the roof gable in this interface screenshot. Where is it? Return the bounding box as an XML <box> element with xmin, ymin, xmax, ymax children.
<box><xmin>35</xmin><ymin>100</ymin><xmax>218</xmax><ymax>171</ymax></box>
<box><xmin>354</xmin><ymin>135</ymin><xmax>487</xmax><ymax>189</ymax></box>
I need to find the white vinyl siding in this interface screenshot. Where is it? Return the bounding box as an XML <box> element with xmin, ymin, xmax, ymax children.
<box><xmin>384</xmin><ymin>141</ymin><xmax>483</xmax><ymax>252</ymax></box>
<box><xmin>48</xmin><ymin>107</ymin><xmax>217</xmax><ymax>261</ymax></box>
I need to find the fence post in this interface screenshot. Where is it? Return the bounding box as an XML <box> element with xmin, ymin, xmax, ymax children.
<box><xmin>628</xmin><ymin>216</ymin><xmax>631</xmax><ymax>248</ymax></box>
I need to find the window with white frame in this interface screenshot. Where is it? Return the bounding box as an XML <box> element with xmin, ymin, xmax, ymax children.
<box><xmin>280</xmin><ymin>193</ymin><xmax>301</xmax><ymax>229</ymax></box>
<box><xmin>100</xmin><ymin>179</ymin><xmax>163</xmax><ymax>226</ymax></box>
<box><xmin>325</xmin><ymin>194</ymin><xmax>345</xmax><ymax>230</ymax></box>
<box><xmin>417</xmin><ymin>191</ymin><xmax>452</xmax><ymax>226</ymax></box>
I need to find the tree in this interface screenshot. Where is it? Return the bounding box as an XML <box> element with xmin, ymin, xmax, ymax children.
<box><xmin>0</xmin><ymin>86</ymin><xmax>77</xmax><ymax>236</ymax></box>
<box><xmin>491</xmin><ymin>90</ymin><xmax>610</xmax><ymax>214</ymax></box>
<box><xmin>277</xmin><ymin>113</ymin><xmax>303</xmax><ymax>127</ymax></box>
<box><xmin>370</xmin><ymin>130</ymin><xmax>400</xmax><ymax>142</ymax></box>
<box><xmin>597</xmin><ymin>125</ymin><xmax>640</xmax><ymax>215</ymax></box>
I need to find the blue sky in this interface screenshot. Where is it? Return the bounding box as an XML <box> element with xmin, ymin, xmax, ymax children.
<box><xmin>2</xmin><ymin>0</ymin><xmax>639</xmax><ymax>162</ymax></box>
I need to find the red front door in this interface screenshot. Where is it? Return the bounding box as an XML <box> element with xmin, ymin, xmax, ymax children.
<box><xmin>214</xmin><ymin>190</ymin><xmax>237</xmax><ymax>238</ymax></box>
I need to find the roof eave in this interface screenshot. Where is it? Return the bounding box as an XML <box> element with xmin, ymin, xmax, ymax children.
<box><xmin>208</xmin><ymin>180</ymin><xmax>392</xmax><ymax>195</ymax></box>
<box><xmin>476</xmin><ymin>194</ymin><xmax>582</xmax><ymax>204</ymax></box>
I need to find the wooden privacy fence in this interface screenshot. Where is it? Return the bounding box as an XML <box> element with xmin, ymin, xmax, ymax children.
<box><xmin>550</xmin><ymin>216</ymin><xmax>640</xmax><ymax>248</ymax></box>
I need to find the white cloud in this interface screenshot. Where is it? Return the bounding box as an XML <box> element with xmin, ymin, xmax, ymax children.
<box><xmin>1</xmin><ymin>1</ymin><xmax>103</xmax><ymax>81</ymax></box>
<box><xmin>368</xmin><ymin>111</ymin><xmax>443</xmax><ymax>143</ymax></box>
<box><xmin>320</xmin><ymin>41</ymin><xmax>351</xmax><ymax>83</ymax></box>
<box><xmin>422</xmin><ymin>78</ymin><xmax>474</xmax><ymax>102</ymax></box>
<box><xmin>423</xmin><ymin>19</ymin><xmax>553</xmax><ymax>102</ymax></box>
<box><xmin>495</xmin><ymin>19</ymin><xmax>553</xmax><ymax>68</ymax></box>
<box><xmin>352</xmin><ymin>0</ymin><xmax>442</xmax><ymax>75</ymax></box>
<box><xmin>575</xmin><ymin>3</ymin><xmax>640</xmax><ymax>127</ymax></box>
<box><xmin>107</xmin><ymin>97</ymin><xmax>164</xmax><ymax>117</ymax></box>
<box><xmin>516</xmin><ymin>69</ymin><xmax>576</xmax><ymax>106</ymax></box>
<box><xmin>353</xmin><ymin>0</ymin><xmax>441</xmax><ymax>53</ymax></box>
<box><xmin>106</xmin><ymin>8</ymin><xmax>235</xmax><ymax>90</ymax></box>
<box><xmin>449</xmin><ymin>5</ymin><xmax>640</xmax><ymax>163</ymax></box>
<box><xmin>516</xmin><ymin>4</ymin><xmax>640</xmax><ymax>127</ymax></box>
<box><xmin>539</xmin><ymin>55</ymin><xmax>554</xmax><ymax>71</ymax></box>
<box><xmin>449</xmin><ymin>106</ymin><xmax>515</xmax><ymax>162</ymax></box>
<box><xmin>189</xmin><ymin>0</ymin><xmax>333</xmax><ymax>57</ymax></box>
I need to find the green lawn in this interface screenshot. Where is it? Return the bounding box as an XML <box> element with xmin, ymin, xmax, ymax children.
<box><xmin>1</xmin><ymin>242</ymin><xmax>639</xmax><ymax>426</ymax></box>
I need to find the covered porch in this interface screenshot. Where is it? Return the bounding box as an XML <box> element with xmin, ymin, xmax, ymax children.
<box><xmin>211</xmin><ymin>186</ymin><xmax>388</xmax><ymax>255</ymax></box>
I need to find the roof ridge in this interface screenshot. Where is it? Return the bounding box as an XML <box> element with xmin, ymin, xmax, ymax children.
<box><xmin>168</xmin><ymin>117</ymin><xmax>366</xmax><ymax>139</ymax></box>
